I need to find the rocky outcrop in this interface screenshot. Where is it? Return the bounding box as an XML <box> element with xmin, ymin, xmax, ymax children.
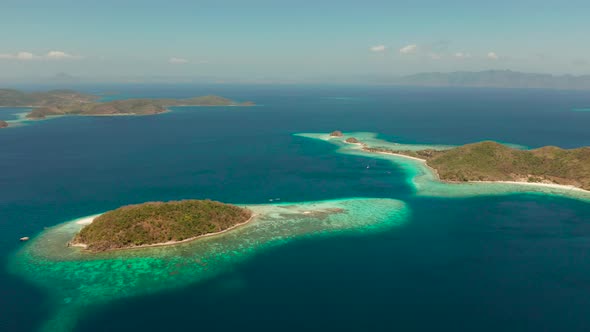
<box><xmin>329</xmin><ymin>130</ymin><xmax>343</xmax><ymax>137</ymax></box>
<box><xmin>345</xmin><ymin>137</ymin><xmax>359</xmax><ymax>143</ymax></box>
<box><xmin>0</xmin><ymin>120</ymin><xmax>8</xmax><ymax>128</ymax></box>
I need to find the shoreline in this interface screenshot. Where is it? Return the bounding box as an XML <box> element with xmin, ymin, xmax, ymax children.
<box><xmin>370</xmin><ymin>149</ymin><xmax>443</xmax><ymax>179</ymax></box>
<box><xmin>19</xmin><ymin>103</ymin><xmax>255</xmax><ymax>121</ymax></box>
<box><xmin>367</xmin><ymin>148</ymin><xmax>590</xmax><ymax>194</ymax></box>
<box><xmin>26</xmin><ymin>110</ymin><xmax>169</xmax><ymax>121</ymax></box>
<box><xmin>469</xmin><ymin>180</ymin><xmax>588</xmax><ymax>192</ymax></box>
<box><xmin>69</xmin><ymin>212</ymin><xmax>257</xmax><ymax>252</ymax></box>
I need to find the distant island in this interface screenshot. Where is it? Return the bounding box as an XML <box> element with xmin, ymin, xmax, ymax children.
<box><xmin>0</xmin><ymin>120</ymin><xmax>7</xmax><ymax>128</ymax></box>
<box><xmin>71</xmin><ymin>200</ymin><xmax>253</xmax><ymax>252</ymax></box>
<box><xmin>332</xmin><ymin>133</ymin><xmax>590</xmax><ymax>191</ymax></box>
<box><xmin>0</xmin><ymin>89</ymin><xmax>254</xmax><ymax>121</ymax></box>
<box><xmin>384</xmin><ymin>70</ymin><xmax>590</xmax><ymax>91</ymax></box>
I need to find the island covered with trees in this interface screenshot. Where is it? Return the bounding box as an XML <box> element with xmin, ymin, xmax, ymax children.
<box><xmin>396</xmin><ymin>142</ymin><xmax>590</xmax><ymax>190</ymax></box>
<box><xmin>0</xmin><ymin>89</ymin><xmax>254</xmax><ymax>121</ymax></box>
<box><xmin>71</xmin><ymin>200</ymin><xmax>253</xmax><ymax>252</ymax></box>
<box><xmin>330</xmin><ymin>132</ymin><xmax>590</xmax><ymax>191</ymax></box>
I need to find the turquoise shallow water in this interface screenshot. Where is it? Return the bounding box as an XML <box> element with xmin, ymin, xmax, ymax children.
<box><xmin>0</xmin><ymin>107</ymin><xmax>32</xmax><ymax>127</ymax></box>
<box><xmin>10</xmin><ymin>198</ymin><xmax>409</xmax><ymax>331</ymax></box>
<box><xmin>2</xmin><ymin>85</ymin><xmax>590</xmax><ymax>332</ymax></box>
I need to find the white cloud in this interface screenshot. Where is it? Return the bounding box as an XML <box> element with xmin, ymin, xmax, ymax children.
<box><xmin>454</xmin><ymin>52</ymin><xmax>471</xmax><ymax>59</ymax></box>
<box><xmin>0</xmin><ymin>51</ymin><xmax>34</xmax><ymax>60</ymax></box>
<box><xmin>46</xmin><ymin>51</ymin><xmax>76</xmax><ymax>59</ymax></box>
<box><xmin>369</xmin><ymin>45</ymin><xmax>386</xmax><ymax>52</ymax></box>
<box><xmin>399</xmin><ymin>44</ymin><xmax>417</xmax><ymax>54</ymax></box>
<box><xmin>17</xmin><ymin>52</ymin><xmax>34</xmax><ymax>60</ymax></box>
<box><xmin>0</xmin><ymin>50</ymin><xmax>81</xmax><ymax>60</ymax></box>
<box><xmin>429</xmin><ymin>53</ymin><xmax>442</xmax><ymax>60</ymax></box>
<box><xmin>169</xmin><ymin>57</ymin><xmax>189</xmax><ymax>64</ymax></box>
<box><xmin>487</xmin><ymin>52</ymin><xmax>499</xmax><ymax>60</ymax></box>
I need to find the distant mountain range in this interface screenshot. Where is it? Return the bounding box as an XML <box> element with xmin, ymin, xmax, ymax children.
<box><xmin>3</xmin><ymin>70</ymin><xmax>590</xmax><ymax>90</ymax></box>
<box><xmin>392</xmin><ymin>70</ymin><xmax>590</xmax><ymax>90</ymax></box>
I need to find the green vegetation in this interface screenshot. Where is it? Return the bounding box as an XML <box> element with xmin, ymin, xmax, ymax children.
<box><xmin>72</xmin><ymin>200</ymin><xmax>252</xmax><ymax>252</ymax></box>
<box><xmin>179</xmin><ymin>95</ymin><xmax>235</xmax><ymax>106</ymax></box>
<box><xmin>0</xmin><ymin>89</ymin><xmax>254</xmax><ymax>119</ymax></box>
<box><xmin>26</xmin><ymin>95</ymin><xmax>254</xmax><ymax>119</ymax></box>
<box><xmin>27</xmin><ymin>99</ymin><xmax>169</xmax><ymax>119</ymax></box>
<box><xmin>367</xmin><ymin>141</ymin><xmax>590</xmax><ymax>190</ymax></box>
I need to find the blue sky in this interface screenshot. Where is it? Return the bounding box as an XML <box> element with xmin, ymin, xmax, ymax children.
<box><xmin>1</xmin><ymin>0</ymin><xmax>589</xmax><ymax>83</ymax></box>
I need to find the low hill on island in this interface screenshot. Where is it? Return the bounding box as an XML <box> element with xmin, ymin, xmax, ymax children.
<box><xmin>26</xmin><ymin>95</ymin><xmax>254</xmax><ymax>119</ymax></box>
<box><xmin>72</xmin><ymin>200</ymin><xmax>252</xmax><ymax>252</ymax></box>
<box><xmin>0</xmin><ymin>89</ymin><xmax>254</xmax><ymax>119</ymax></box>
<box><xmin>421</xmin><ymin>142</ymin><xmax>590</xmax><ymax>189</ymax></box>
<box><xmin>360</xmin><ymin>139</ymin><xmax>590</xmax><ymax>190</ymax></box>
<box><xmin>27</xmin><ymin>99</ymin><xmax>167</xmax><ymax>118</ymax></box>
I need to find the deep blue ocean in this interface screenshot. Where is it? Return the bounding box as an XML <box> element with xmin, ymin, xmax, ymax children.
<box><xmin>1</xmin><ymin>85</ymin><xmax>590</xmax><ymax>331</ymax></box>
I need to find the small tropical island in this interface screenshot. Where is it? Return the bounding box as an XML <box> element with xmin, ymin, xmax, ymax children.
<box><xmin>331</xmin><ymin>132</ymin><xmax>590</xmax><ymax>191</ymax></box>
<box><xmin>0</xmin><ymin>89</ymin><xmax>255</xmax><ymax>120</ymax></box>
<box><xmin>71</xmin><ymin>200</ymin><xmax>253</xmax><ymax>252</ymax></box>
<box><xmin>0</xmin><ymin>120</ymin><xmax>8</xmax><ymax>128</ymax></box>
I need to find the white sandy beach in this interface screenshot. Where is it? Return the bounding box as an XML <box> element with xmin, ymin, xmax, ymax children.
<box><xmin>472</xmin><ymin>180</ymin><xmax>588</xmax><ymax>192</ymax></box>
<box><xmin>75</xmin><ymin>214</ymin><xmax>103</xmax><ymax>225</ymax></box>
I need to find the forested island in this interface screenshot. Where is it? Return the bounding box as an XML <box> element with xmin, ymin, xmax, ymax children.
<box><xmin>71</xmin><ymin>200</ymin><xmax>253</xmax><ymax>252</ymax></box>
<box><xmin>0</xmin><ymin>89</ymin><xmax>254</xmax><ymax>120</ymax></box>
<box><xmin>331</xmin><ymin>133</ymin><xmax>590</xmax><ymax>191</ymax></box>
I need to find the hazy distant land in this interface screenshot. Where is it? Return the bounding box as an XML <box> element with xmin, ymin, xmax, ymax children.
<box><xmin>0</xmin><ymin>89</ymin><xmax>254</xmax><ymax>123</ymax></box>
<box><xmin>390</xmin><ymin>70</ymin><xmax>590</xmax><ymax>90</ymax></box>
<box><xmin>6</xmin><ymin>69</ymin><xmax>590</xmax><ymax>90</ymax></box>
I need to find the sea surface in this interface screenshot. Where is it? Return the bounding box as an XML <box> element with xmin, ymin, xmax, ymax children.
<box><xmin>1</xmin><ymin>85</ymin><xmax>590</xmax><ymax>331</ymax></box>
